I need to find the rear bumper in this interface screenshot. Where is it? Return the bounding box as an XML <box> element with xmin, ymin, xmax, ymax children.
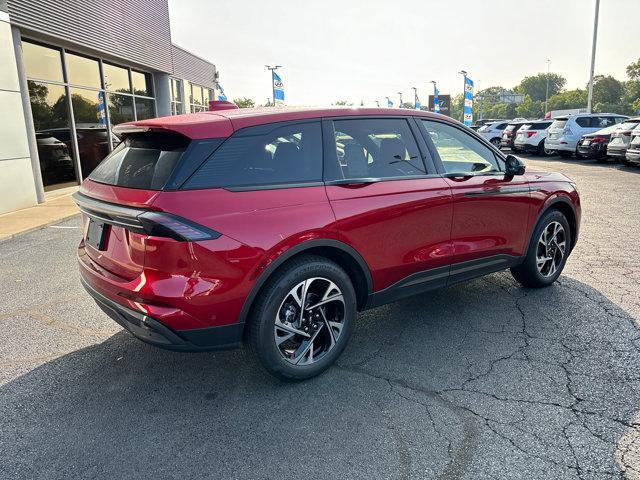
<box><xmin>626</xmin><ymin>150</ymin><xmax>640</xmax><ymax>164</ymax></box>
<box><xmin>82</xmin><ymin>277</ymin><xmax>243</xmax><ymax>352</ymax></box>
<box><xmin>607</xmin><ymin>146</ymin><xmax>628</xmax><ymax>159</ymax></box>
<box><xmin>545</xmin><ymin>137</ymin><xmax>576</xmax><ymax>152</ymax></box>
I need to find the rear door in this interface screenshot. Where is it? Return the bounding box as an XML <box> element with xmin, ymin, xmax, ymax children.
<box><xmin>323</xmin><ymin>117</ymin><xmax>453</xmax><ymax>296</ymax></box>
<box><xmin>417</xmin><ymin>119</ymin><xmax>531</xmax><ymax>282</ymax></box>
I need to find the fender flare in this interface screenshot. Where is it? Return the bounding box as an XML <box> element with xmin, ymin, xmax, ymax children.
<box><xmin>523</xmin><ymin>195</ymin><xmax>578</xmax><ymax>254</ymax></box>
<box><xmin>236</xmin><ymin>239</ymin><xmax>373</xmax><ymax>326</ymax></box>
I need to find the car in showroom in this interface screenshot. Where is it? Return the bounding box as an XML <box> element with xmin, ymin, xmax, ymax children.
<box><xmin>73</xmin><ymin>106</ymin><xmax>581</xmax><ymax>380</ymax></box>
<box><xmin>606</xmin><ymin>117</ymin><xmax>640</xmax><ymax>165</ymax></box>
<box><xmin>513</xmin><ymin>119</ymin><xmax>553</xmax><ymax>155</ymax></box>
<box><xmin>545</xmin><ymin>113</ymin><xmax>628</xmax><ymax>157</ymax></box>
<box><xmin>476</xmin><ymin>120</ymin><xmax>510</xmax><ymax>147</ymax></box>
<box><xmin>576</xmin><ymin>123</ymin><xmax>626</xmax><ymax>161</ymax></box>
<box><xmin>625</xmin><ymin>125</ymin><xmax>640</xmax><ymax>166</ymax></box>
<box><xmin>499</xmin><ymin>121</ymin><xmax>529</xmax><ymax>152</ymax></box>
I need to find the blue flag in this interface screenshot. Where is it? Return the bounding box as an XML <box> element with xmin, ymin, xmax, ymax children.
<box><xmin>463</xmin><ymin>77</ymin><xmax>474</xmax><ymax>126</ymax></box>
<box><xmin>387</xmin><ymin>98</ymin><xmax>393</xmax><ymax>108</ymax></box>
<box><xmin>415</xmin><ymin>93</ymin><xmax>421</xmax><ymax>110</ymax></box>
<box><xmin>273</xmin><ymin>71</ymin><xmax>285</xmax><ymax>104</ymax></box>
<box><xmin>434</xmin><ymin>87</ymin><xmax>440</xmax><ymax>113</ymax></box>
<box><xmin>97</xmin><ymin>91</ymin><xmax>107</xmax><ymax>125</ymax></box>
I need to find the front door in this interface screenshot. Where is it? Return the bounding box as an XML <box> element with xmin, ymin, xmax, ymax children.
<box><xmin>323</xmin><ymin>117</ymin><xmax>453</xmax><ymax>301</ymax></box>
<box><xmin>418</xmin><ymin>119</ymin><xmax>531</xmax><ymax>283</ymax></box>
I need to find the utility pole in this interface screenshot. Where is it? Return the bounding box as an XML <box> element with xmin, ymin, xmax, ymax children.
<box><xmin>544</xmin><ymin>59</ymin><xmax>551</xmax><ymax>115</ymax></box>
<box><xmin>586</xmin><ymin>0</ymin><xmax>600</xmax><ymax>113</ymax></box>
<box><xmin>265</xmin><ymin>65</ymin><xmax>281</xmax><ymax>107</ymax></box>
<box><xmin>398</xmin><ymin>92</ymin><xmax>403</xmax><ymax>108</ymax></box>
<box><xmin>411</xmin><ymin>87</ymin><xmax>418</xmax><ymax>109</ymax></box>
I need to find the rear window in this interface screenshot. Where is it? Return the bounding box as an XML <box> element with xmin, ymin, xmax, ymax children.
<box><xmin>618</xmin><ymin>120</ymin><xmax>640</xmax><ymax>131</ymax></box>
<box><xmin>88</xmin><ymin>131</ymin><xmax>189</xmax><ymax>189</ymax></box>
<box><xmin>184</xmin><ymin>121</ymin><xmax>322</xmax><ymax>190</ymax></box>
<box><xmin>504</xmin><ymin>125</ymin><xmax>517</xmax><ymax>132</ymax></box>
<box><xmin>550</xmin><ymin>119</ymin><xmax>568</xmax><ymax>130</ymax></box>
<box><xmin>495</xmin><ymin>123</ymin><xmax>508</xmax><ymax>130</ymax></box>
<box><xmin>519</xmin><ymin>124</ymin><xmax>533</xmax><ymax>131</ymax></box>
<box><xmin>531</xmin><ymin>121</ymin><xmax>552</xmax><ymax>130</ymax></box>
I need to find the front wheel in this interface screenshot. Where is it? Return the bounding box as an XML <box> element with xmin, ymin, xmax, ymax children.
<box><xmin>511</xmin><ymin>210</ymin><xmax>571</xmax><ymax>288</ymax></box>
<box><xmin>247</xmin><ymin>255</ymin><xmax>356</xmax><ymax>381</ymax></box>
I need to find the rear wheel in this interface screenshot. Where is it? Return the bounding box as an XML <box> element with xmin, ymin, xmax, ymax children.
<box><xmin>247</xmin><ymin>255</ymin><xmax>356</xmax><ymax>381</ymax></box>
<box><xmin>490</xmin><ymin>138</ymin><xmax>501</xmax><ymax>147</ymax></box>
<box><xmin>511</xmin><ymin>210</ymin><xmax>571</xmax><ymax>288</ymax></box>
<box><xmin>537</xmin><ymin>141</ymin><xmax>547</xmax><ymax>156</ymax></box>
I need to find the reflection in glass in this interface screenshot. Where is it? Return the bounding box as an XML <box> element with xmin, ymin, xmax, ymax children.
<box><xmin>27</xmin><ymin>81</ymin><xmax>78</xmax><ymax>189</ymax></box>
<box><xmin>22</xmin><ymin>41</ymin><xmax>64</xmax><ymax>82</ymax></box>
<box><xmin>70</xmin><ymin>88</ymin><xmax>110</xmax><ymax>178</ymax></box>
<box><xmin>135</xmin><ymin>98</ymin><xmax>155</xmax><ymax>121</ymax></box>
<box><xmin>191</xmin><ymin>85</ymin><xmax>203</xmax><ymax>106</ymax></box>
<box><xmin>171</xmin><ymin>78</ymin><xmax>182</xmax><ymax>102</ymax></box>
<box><xmin>103</xmin><ymin>63</ymin><xmax>130</xmax><ymax>93</ymax></box>
<box><xmin>65</xmin><ymin>52</ymin><xmax>101</xmax><ymax>89</ymax></box>
<box><xmin>132</xmin><ymin>71</ymin><xmax>152</xmax><ymax>96</ymax></box>
<box><xmin>107</xmin><ymin>93</ymin><xmax>134</xmax><ymax>125</ymax></box>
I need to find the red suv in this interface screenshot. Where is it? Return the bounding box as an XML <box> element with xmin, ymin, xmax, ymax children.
<box><xmin>74</xmin><ymin>107</ymin><xmax>581</xmax><ymax>380</ymax></box>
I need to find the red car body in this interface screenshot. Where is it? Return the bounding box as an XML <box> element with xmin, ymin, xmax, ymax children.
<box><xmin>75</xmin><ymin>107</ymin><xmax>581</xmax><ymax>352</ymax></box>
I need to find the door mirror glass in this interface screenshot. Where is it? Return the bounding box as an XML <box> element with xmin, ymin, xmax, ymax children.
<box><xmin>504</xmin><ymin>154</ymin><xmax>525</xmax><ymax>176</ymax></box>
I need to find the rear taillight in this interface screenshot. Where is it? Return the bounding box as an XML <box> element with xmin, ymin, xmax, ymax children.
<box><xmin>526</xmin><ymin>131</ymin><xmax>536</xmax><ymax>138</ymax></box>
<box><xmin>622</xmin><ymin>131</ymin><xmax>632</xmax><ymax>136</ymax></box>
<box><xmin>73</xmin><ymin>192</ymin><xmax>221</xmax><ymax>242</ymax></box>
<box><xmin>591</xmin><ymin>136</ymin><xmax>607</xmax><ymax>144</ymax></box>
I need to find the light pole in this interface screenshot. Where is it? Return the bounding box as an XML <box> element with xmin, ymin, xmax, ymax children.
<box><xmin>430</xmin><ymin>80</ymin><xmax>440</xmax><ymax>113</ymax></box>
<box><xmin>398</xmin><ymin>92</ymin><xmax>403</xmax><ymax>108</ymax></box>
<box><xmin>411</xmin><ymin>87</ymin><xmax>418</xmax><ymax>109</ymax></box>
<box><xmin>458</xmin><ymin>70</ymin><xmax>467</xmax><ymax>122</ymax></box>
<box><xmin>265</xmin><ymin>65</ymin><xmax>281</xmax><ymax>107</ymax></box>
<box><xmin>586</xmin><ymin>0</ymin><xmax>600</xmax><ymax>113</ymax></box>
<box><xmin>544</xmin><ymin>59</ymin><xmax>551</xmax><ymax>115</ymax></box>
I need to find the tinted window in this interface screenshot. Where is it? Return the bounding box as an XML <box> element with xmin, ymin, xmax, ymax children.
<box><xmin>531</xmin><ymin>121</ymin><xmax>552</xmax><ymax>129</ymax></box>
<box><xmin>22</xmin><ymin>41</ymin><xmax>64</xmax><ymax>82</ymax></box>
<box><xmin>421</xmin><ymin>120</ymin><xmax>502</xmax><ymax>174</ymax></box>
<box><xmin>575</xmin><ymin>117</ymin><xmax>591</xmax><ymax>128</ymax></box>
<box><xmin>331</xmin><ymin>118</ymin><xmax>425</xmax><ymax>179</ymax></box>
<box><xmin>550</xmin><ymin>119</ymin><xmax>568</xmax><ymax>129</ymax></box>
<box><xmin>504</xmin><ymin>125</ymin><xmax>517</xmax><ymax>132</ymax></box>
<box><xmin>65</xmin><ymin>52</ymin><xmax>101</xmax><ymax>89</ymax></box>
<box><xmin>132</xmin><ymin>71</ymin><xmax>153</xmax><ymax>96</ymax></box>
<box><xmin>619</xmin><ymin>120</ymin><xmax>640</xmax><ymax>131</ymax></box>
<box><xmin>89</xmin><ymin>132</ymin><xmax>189</xmax><ymax>189</ymax></box>
<box><xmin>495</xmin><ymin>123</ymin><xmax>508</xmax><ymax>130</ymax></box>
<box><xmin>593</xmin><ymin>116</ymin><xmax>617</xmax><ymax>128</ymax></box>
<box><xmin>185</xmin><ymin>122</ymin><xmax>323</xmax><ymax>189</ymax></box>
<box><xmin>103</xmin><ymin>63</ymin><xmax>131</xmax><ymax>93</ymax></box>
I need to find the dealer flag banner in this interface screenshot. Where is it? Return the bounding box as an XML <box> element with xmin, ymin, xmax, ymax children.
<box><xmin>273</xmin><ymin>71</ymin><xmax>285</xmax><ymax>104</ymax></box>
<box><xmin>463</xmin><ymin>77</ymin><xmax>474</xmax><ymax>126</ymax></box>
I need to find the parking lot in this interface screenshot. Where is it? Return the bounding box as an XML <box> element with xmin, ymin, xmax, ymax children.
<box><xmin>1</xmin><ymin>153</ymin><xmax>640</xmax><ymax>479</ymax></box>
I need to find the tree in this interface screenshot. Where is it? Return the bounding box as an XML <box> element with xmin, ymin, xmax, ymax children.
<box><xmin>516</xmin><ymin>95</ymin><xmax>544</xmax><ymax>119</ymax></box>
<box><xmin>400</xmin><ymin>102</ymin><xmax>415</xmax><ymax>109</ymax></box>
<box><xmin>334</xmin><ymin>100</ymin><xmax>353</xmax><ymax>106</ymax></box>
<box><xmin>515</xmin><ymin>73</ymin><xmax>566</xmax><ymax>102</ymax></box>
<box><xmin>547</xmin><ymin>89</ymin><xmax>587</xmax><ymax>111</ymax></box>
<box><xmin>233</xmin><ymin>97</ymin><xmax>255</xmax><ymax>108</ymax></box>
<box><xmin>626</xmin><ymin>58</ymin><xmax>640</xmax><ymax>80</ymax></box>
<box><xmin>591</xmin><ymin>75</ymin><xmax>624</xmax><ymax>106</ymax></box>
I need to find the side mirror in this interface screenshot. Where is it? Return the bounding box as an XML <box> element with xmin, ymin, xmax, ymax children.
<box><xmin>504</xmin><ymin>154</ymin><xmax>526</xmax><ymax>176</ymax></box>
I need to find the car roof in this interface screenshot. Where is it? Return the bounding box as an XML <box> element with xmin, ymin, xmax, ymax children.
<box><xmin>123</xmin><ymin>107</ymin><xmax>460</xmax><ymax>139</ymax></box>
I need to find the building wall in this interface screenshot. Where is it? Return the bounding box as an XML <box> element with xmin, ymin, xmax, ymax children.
<box><xmin>0</xmin><ymin>9</ymin><xmax>37</xmax><ymax>214</ymax></box>
<box><xmin>172</xmin><ymin>45</ymin><xmax>216</xmax><ymax>89</ymax></box>
<box><xmin>6</xmin><ymin>0</ymin><xmax>173</xmax><ymax>73</ymax></box>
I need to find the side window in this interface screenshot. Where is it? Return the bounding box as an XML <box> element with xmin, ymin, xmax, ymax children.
<box><xmin>421</xmin><ymin>120</ymin><xmax>503</xmax><ymax>174</ymax></box>
<box><xmin>331</xmin><ymin>118</ymin><xmax>426</xmax><ymax>179</ymax></box>
<box><xmin>595</xmin><ymin>116</ymin><xmax>615</xmax><ymax>128</ymax></box>
<box><xmin>575</xmin><ymin>117</ymin><xmax>591</xmax><ymax>128</ymax></box>
<box><xmin>184</xmin><ymin>122</ymin><xmax>322</xmax><ymax>189</ymax></box>
<box><xmin>495</xmin><ymin>123</ymin><xmax>508</xmax><ymax>130</ymax></box>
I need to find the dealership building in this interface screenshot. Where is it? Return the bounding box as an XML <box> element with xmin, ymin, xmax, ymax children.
<box><xmin>0</xmin><ymin>0</ymin><xmax>218</xmax><ymax>214</ymax></box>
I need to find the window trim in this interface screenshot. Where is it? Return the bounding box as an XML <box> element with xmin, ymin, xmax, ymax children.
<box><xmin>321</xmin><ymin>115</ymin><xmax>434</xmax><ymax>183</ymax></box>
<box><xmin>415</xmin><ymin>117</ymin><xmax>507</xmax><ymax>176</ymax></box>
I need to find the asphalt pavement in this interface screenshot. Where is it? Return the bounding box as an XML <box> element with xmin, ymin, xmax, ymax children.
<box><xmin>1</xmin><ymin>154</ymin><xmax>640</xmax><ymax>479</ymax></box>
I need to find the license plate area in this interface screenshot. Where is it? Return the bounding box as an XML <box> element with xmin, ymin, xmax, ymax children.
<box><xmin>85</xmin><ymin>219</ymin><xmax>108</xmax><ymax>251</ymax></box>
<box><xmin>582</xmin><ymin>140</ymin><xmax>591</xmax><ymax>146</ymax></box>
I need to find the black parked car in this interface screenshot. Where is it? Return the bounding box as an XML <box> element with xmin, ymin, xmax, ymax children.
<box><xmin>576</xmin><ymin>124</ymin><xmax>623</xmax><ymax>161</ymax></box>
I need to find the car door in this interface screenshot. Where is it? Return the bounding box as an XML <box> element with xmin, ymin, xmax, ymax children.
<box><xmin>322</xmin><ymin>117</ymin><xmax>453</xmax><ymax>302</ymax></box>
<box><xmin>417</xmin><ymin>118</ymin><xmax>532</xmax><ymax>284</ymax></box>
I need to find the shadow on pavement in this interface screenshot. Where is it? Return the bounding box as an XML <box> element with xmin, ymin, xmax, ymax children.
<box><xmin>2</xmin><ymin>273</ymin><xmax>639</xmax><ymax>479</ymax></box>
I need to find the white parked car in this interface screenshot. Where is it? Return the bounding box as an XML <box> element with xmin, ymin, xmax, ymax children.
<box><xmin>513</xmin><ymin>120</ymin><xmax>554</xmax><ymax>155</ymax></box>
<box><xmin>477</xmin><ymin>120</ymin><xmax>510</xmax><ymax>147</ymax></box>
<box><xmin>545</xmin><ymin>113</ymin><xmax>628</xmax><ymax>158</ymax></box>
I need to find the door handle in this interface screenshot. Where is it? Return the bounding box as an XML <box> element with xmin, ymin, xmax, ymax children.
<box><xmin>326</xmin><ymin>178</ymin><xmax>383</xmax><ymax>186</ymax></box>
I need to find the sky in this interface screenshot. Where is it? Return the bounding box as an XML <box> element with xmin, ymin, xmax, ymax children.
<box><xmin>168</xmin><ymin>0</ymin><xmax>640</xmax><ymax>106</ymax></box>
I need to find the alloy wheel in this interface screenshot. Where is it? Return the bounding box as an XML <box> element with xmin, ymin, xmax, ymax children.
<box><xmin>536</xmin><ymin>221</ymin><xmax>566</xmax><ymax>277</ymax></box>
<box><xmin>274</xmin><ymin>277</ymin><xmax>345</xmax><ymax>365</ymax></box>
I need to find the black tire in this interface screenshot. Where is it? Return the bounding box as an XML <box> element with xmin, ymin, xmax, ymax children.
<box><xmin>621</xmin><ymin>158</ymin><xmax>634</xmax><ymax>167</ymax></box>
<box><xmin>490</xmin><ymin>138</ymin><xmax>501</xmax><ymax>147</ymax></box>
<box><xmin>247</xmin><ymin>255</ymin><xmax>356</xmax><ymax>381</ymax></box>
<box><xmin>537</xmin><ymin>141</ymin><xmax>547</xmax><ymax>156</ymax></box>
<box><xmin>510</xmin><ymin>209</ymin><xmax>571</xmax><ymax>288</ymax></box>
<box><xmin>559</xmin><ymin>151</ymin><xmax>572</xmax><ymax>158</ymax></box>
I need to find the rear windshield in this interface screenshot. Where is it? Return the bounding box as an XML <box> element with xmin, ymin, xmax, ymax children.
<box><xmin>88</xmin><ymin>132</ymin><xmax>189</xmax><ymax>189</ymax></box>
<box><xmin>550</xmin><ymin>119</ymin><xmax>568</xmax><ymax>130</ymax></box>
<box><xmin>619</xmin><ymin>120</ymin><xmax>640</xmax><ymax>131</ymax></box>
<box><xmin>504</xmin><ymin>125</ymin><xmax>517</xmax><ymax>132</ymax></box>
<box><xmin>531</xmin><ymin>121</ymin><xmax>552</xmax><ymax>130</ymax></box>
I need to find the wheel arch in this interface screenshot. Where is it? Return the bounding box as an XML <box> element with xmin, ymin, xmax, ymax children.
<box><xmin>529</xmin><ymin>196</ymin><xmax>578</xmax><ymax>253</ymax></box>
<box><xmin>237</xmin><ymin>239</ymin><xmax>373</xmax><ymax>331</ymax></box>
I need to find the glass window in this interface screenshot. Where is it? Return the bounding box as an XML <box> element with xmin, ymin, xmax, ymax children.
<box><xmin>421</xmin><ymin>120</ymin><xmax>502</xmax><ymax>174</ymax></box>
<box><xmin>331</xmin><ymin>118</ymin><xmax>425</xmax><ymax>179</ymax></box>
<box><xmin>107</xmin><ymin>93</ymin><xmax>134</xmax><ymax>126</ymax></box>
<box><xmin>191</xmin><ymin>85</ymin><xmax>203</xmax><ymax>106</ymax></box>
<box><xmin>184</xmin><ymin>122</ymin><xmax>323</xmax><ymax>189</ymax></box>
<box><xmin>103</xmin><ymin>63</ymin><xmax>131</xmax><ymax>93</ymax></box>
<box><xmin>132</xmin><ymin>71</ymin><xmax>152</xmax><ymax>96</ymax></box>
<box><xmin>89</xmin><ymin>132</ymin><xmax>189</xmax><ymax>190</ymax></box>
<box><xmin>22</xmin><ymin>41</ymin><xmax>64</xmax><ymax>82</ymax></box>
<box><xmin>65</xmin><ymin>52</ymin><xmax>101</xmax><ymax>89</ymax></box>
<box><xmin>550</xmin><ymin>119</ymin><xmax>568</xmax><ymax>130</ymax></box>
<box><xmin>135</xmin><ymin>98</ymin><xmax>155</xmax><ymax>121</ymax></box>
<box><xmin>171</xmin><ymin>78</ymin><xmax>182</xmax><ymax>102</ymax></box>
<box><xmin>69</xmin><ymin>88</ymin><xmax>109</xmax><ymax>178</ymax></box>
<box><xmin>27</xmin><ymin>81</ymin><xmax>78</xmax><ymax>188</ymax></box>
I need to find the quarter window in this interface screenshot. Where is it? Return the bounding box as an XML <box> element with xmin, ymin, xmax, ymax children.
<box><xmin>330</xmin><ymin>118</ymin><xmax>425</xmax><ymax>180</ymax></box>
<box><xmin>184</xmin><ymin>122</ymin><xmax>323</xmax><ymax>189</ymax></box>
<box><xmin>421</xmin><ymin>120</ymin><xmax>502</xmax><ymax>174</ymax></box>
